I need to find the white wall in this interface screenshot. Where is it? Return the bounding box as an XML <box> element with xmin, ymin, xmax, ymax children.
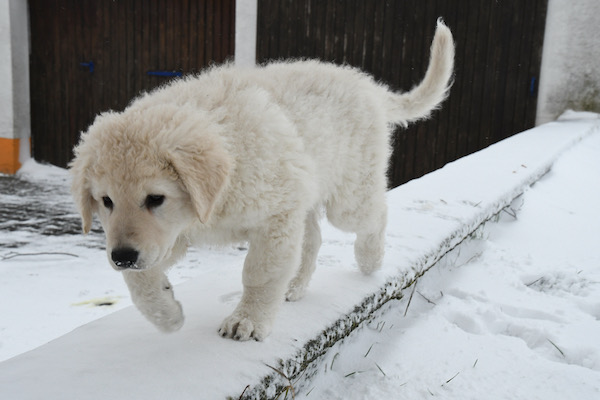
<box><xmin>10</xmin><ymin>0</ymin><xmax>30</xmax><ymax>146</ymax></box>
<box><xmin>0</xmin><ymin>0</ymin><xmax>30</xmax><ymax>162</ymax></box>
<box><xmin>537</xmin><ymin>0</ymin><xmax>600</xmax><ymax>124</ymax></box>
<box><xmin>0</xmin><ymin>0</ymin><xmax>15</xmax><ymax>140</ymax></box>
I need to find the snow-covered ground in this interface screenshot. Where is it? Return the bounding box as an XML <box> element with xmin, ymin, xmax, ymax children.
<box><xmin>302</xmin><ymin>122</ymin><xmax>600</xmax><ymax>399</ymax></box>
<box><xmin>0</xmin><ymin>113</ymin><xmax>599</xmax><ymax>399</ymax></box>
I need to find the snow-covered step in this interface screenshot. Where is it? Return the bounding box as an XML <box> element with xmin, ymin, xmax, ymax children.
<box><xmin>1</xmin><ymin>113</ymin><xmax>598</xmax><ymax>400</ymax></box>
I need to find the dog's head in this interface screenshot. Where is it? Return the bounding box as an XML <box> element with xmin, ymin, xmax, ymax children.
<box><xmin>69</xmin><ymin>108</ymin><xmax>231</xmax><ymax>271</ymax></box>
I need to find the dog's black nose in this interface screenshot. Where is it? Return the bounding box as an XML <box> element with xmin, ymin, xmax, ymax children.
<box><xmin>111</xmin><ymin>248</ymin><xmax>139</xmax><ymax>268</ymax></box>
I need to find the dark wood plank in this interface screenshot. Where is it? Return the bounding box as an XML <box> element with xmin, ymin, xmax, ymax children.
<box><xmin>332</xmin><ymin>0</ymin><xmax>346</xmax><ymax>64</ymax></box>
<box><xmin>405</xmin><ymin>1</ymin><xmax>429</xmax><ymax>181</ymax></box>
<box><xmin>527</xmin><ymin>1</ymin><xmax>549</xmax><ymax>126</ymax></box>
<box><xmin>188</xmin><ymin>0</ymin><xmax>198</xmax><ymax>72</ymax></box>
<box><xmin>361</xmin><ymin>0</ymin><xmax>376</xmax><ymax>73</ymax></box>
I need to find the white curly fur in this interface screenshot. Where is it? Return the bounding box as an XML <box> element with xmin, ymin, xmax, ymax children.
<box><xmin>69</xmin><ymin>20</ymin><xmax>454</xmax><ymax>341</ymax></box>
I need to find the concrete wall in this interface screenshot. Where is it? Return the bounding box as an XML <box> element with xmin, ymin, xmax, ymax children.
<box><xmin>537</xmin><ymin>0</ymin><xmax>600</xmax><ymax>124</ymax></box>
<box><xmin>0</xmin><ymin>0</ymin><xmax>30</xmax><ymax>174</ymax></box>
<box><xmin>235</xmin><ymin>0</ymin><xmax>257</xmax><ymax>67</ymax></box>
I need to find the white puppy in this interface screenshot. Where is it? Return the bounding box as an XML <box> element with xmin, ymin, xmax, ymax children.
<box><xmin>70</xmin><ymin>20</ymin><xmax>454</xmax><ymax>341</ymax></box>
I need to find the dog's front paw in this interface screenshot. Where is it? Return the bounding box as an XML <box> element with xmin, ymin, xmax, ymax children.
<box><xmin>136</xmin><ymin>297</ymin><xmax>184</xmax><ymax>333</ymax></box>
<box><xmin>218</xmin><ymin>311</ymin><xmax>271</xmax><ymax>341</ymax></box>
<box><xmin>153</xmin><ymin>300</ymin><xmax>185</xmax><ymax>333</ymax></box>
<box><xmin>123</xmin><ymin>270</ymin><xmax>185</xmax><ymax>333</ymax></box>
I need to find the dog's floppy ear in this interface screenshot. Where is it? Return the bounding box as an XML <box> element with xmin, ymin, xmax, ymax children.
<box><xmin>168</xmin><ymin>138</ymin><xmax>232</xmax><ymax>224</ymax></box>
<box><xmin>69</xmin><ymin>153</ymin><xmax>95</xmax><ymax>234</ymax></box>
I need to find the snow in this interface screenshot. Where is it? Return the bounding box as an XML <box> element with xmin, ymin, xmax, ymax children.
<box><xmin>0</xmin><ymin>112</ymin><xmax>599</xmax><ymax>399</ymax></box>
<box><xmin>303</xmin><ymin>127</ymin><xmax>600</xmax><ymax>398</ymax></box>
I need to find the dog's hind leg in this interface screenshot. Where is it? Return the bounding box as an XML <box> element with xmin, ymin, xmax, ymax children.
<box><xmin>123</xmin><ymin>268</ymin><xmax>184</xmax><ymax>332</ymax></box>
<box><xmin>327</xmin><ymin>176</ymin><xmax>388</xmax><ymax>275</ymax></box>
<box><xmin>286</xmin><ymin>209</ymin><xmax>322</xmax><ymax>301</ymax></box>
<box><xmin>353</xmin><ymin>202</ymin><xmax>387</xmax><ymax>274</ymax></box>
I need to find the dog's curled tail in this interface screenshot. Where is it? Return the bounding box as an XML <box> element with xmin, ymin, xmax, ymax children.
<box><xmin>386</xmin><ymin>19</ymin><xmax>455</xmax><ymax>127</ymax></box>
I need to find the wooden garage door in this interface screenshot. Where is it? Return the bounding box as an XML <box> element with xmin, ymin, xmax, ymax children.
<box><xmin>29</xmin><ymin>0</ymin><xmax>235</xmax><ymax>168</ymax></box>
<box><xmin>257</xmin><ymin>0</ymin><xmax>548</xmax><ymax>187</ymax></box>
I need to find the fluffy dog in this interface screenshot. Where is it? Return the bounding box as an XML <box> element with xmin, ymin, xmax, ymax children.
<box><xmin>70</xmin><ymin>20</ymin><xmax>454</xmax><ymax>341</ymax></box>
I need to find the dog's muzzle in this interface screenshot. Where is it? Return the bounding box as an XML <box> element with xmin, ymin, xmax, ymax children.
<box><xmin>111</xmin><ymin>247</ymin><xmax>140</xmax><ymax>269</ymax></box>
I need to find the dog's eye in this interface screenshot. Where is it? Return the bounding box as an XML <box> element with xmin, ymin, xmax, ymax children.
<box><xmin>145</xmin><ymin>194</ymin><xmax>165</xmax><ymax>209</ymax></box>
<box><xmin>102</xmin><ymin>196</ymin><xmax>113</xmax><ymax>209</ymax></box>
